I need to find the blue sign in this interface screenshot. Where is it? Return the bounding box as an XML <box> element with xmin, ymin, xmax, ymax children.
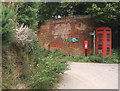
<box><xmin>70</xmin><ymin>37</ymin><xmax>79</xmax><ymax>42</ymax></box>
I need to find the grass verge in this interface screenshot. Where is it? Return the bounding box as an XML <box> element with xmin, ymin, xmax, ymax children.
<box><xmin>65</xmin><ymin>49</ymin><xmax>119</xmax><ymax>63</ymax></box>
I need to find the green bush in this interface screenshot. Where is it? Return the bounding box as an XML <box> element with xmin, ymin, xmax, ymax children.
<box><xmin>102</xmin><ymin>51</ymin><xmax>119</xmax><ymax>63</ymax></box>
<box><xmin>65</xmin><ymin>49</ymin><xmax>119</xmax><ymax>63</ymax></box>
<box><xmin>87</xmin><ymin>55</ymin><xmax>103</xmax><ymax>63</ymax></box>
<box><xmin>2</xmin><ymin>3</ymin><xmax>18</xmax><ymax>45</ymax></box>
<box><xmin>17</xmin><ymin>2</ymin><xmax>39</xmax><ymax>33</ymax></box>
<box><xmin>2</xmin><ymin>39</ymin><xmax>68</xmax><ymax>89</ymax></box>
<box><xmin>2</xmin><ymin>19</ymin><xmax>68</xmax><ymax>88</ymax></box>
<box><xmin>22</xmin><ymin>42</ymin><xmax>68</xmax><ymax>89</ymax></box>
<box><xmin>30</xmin><ymin>49</ymin><xmax>68</xmax><ymax>89</ymax></box>
<box><xmin>65</xmin><ymin>55</ymin><xmax>85</xmax><ymax>62</ymax></box>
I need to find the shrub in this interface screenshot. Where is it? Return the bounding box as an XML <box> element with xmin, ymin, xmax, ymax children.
<box><xmin>2</xmin><ymin>3</ymin><xmax>68</xmax><ymax>90</ymax></box>
<box><xmin>65</xmin><ymin>55</ymin><xmax>85</xmax><ymax>62</ymax></box>
<box><xmin>30</xmin><ymin>50</ymin><xmax>68</xmax><ymax>89</ymax></box>
<box><xmin>2</xmin><ymin>3</ymin><xmax>18</xmax><ymax>45</ymax></box>
<box><xmin>2</xmin><ymin>26</ymin><xmax>68</xmax><ymax>89</ymax></box>
<box><xmin>102</xmin><ymin>50</ymin><xmax>119</xmax><ymax>63</ymax></box>
<box><xmin>65</xmin><ymin>49</ymin><xmax>119</xmax><ymax>63</ymax></box>
<box><xmin>17</xmin><ymin>2</ymin><xmax>39</xmax><ymax>33</ymax></box>
<box><xmin>87</xmin><ymin>55</ymin><xmax>103</xmax><ymax>63</ymax></box>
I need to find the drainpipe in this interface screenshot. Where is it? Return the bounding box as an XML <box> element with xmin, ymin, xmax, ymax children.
<box><xmin>93</xmin><ymin>31</ymin><xmax>96</xmax><ymax>54</ymax></box>
<box><xmin>89</xmin><ymin>31</ymin><xmax>96</xmax><ymax>54</ymax></box>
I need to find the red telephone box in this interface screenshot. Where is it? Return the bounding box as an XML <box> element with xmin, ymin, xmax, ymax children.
<box><xmin>96</xmin><ymin>27</ymin><xmax>112</xmax><ymax>56</ymax></box>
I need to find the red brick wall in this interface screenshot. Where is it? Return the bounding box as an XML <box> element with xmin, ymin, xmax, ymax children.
<box><xmin>38</xmin><ymin>16</ymin><xmax>98</xmax><ymax>55</ymax></box>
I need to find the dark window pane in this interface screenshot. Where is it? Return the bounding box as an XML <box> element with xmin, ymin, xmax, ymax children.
<box><xmin>98</xmin><ymin>36</ymin><xmax>102</xmax><ymax>38</ymax></box>
<box><xmin>98</xmin><ymin>45</ymin><xmax>102</xmax><ymax>46</ymax></box>
<box><xmin>106</xmin><ymin>30</ymin><xmax>110</xmax><ymax>31</ymax></box>
<box><xmin>98</xmin><ymin>34</ymin><xmax>103</xmax><ymax>36</ymax></box>
<box><xmin>99</xmin><ymin>39</ymin><xmax>102</xmax><ymax>41</ymax></box>
<box><xmin>106</xmin><ymin>34</ymin><xmax>110</xmax><ymax>38</ymax></box>
<box><xmin>107</xmin><ymin>47</ymin><xmax>110</xmax><ymax>49</ymax></box>
<box><xmin>107</xmin><ymin>42</ymin><xmax>110</xmax><ymax>44</ymax></box>
<box><xmin>98</xmin><ymin>34</ymin><xmax>103</xmax><ymax>38</ymax></box>
<box><xmin>98</xmin><ymin>47</ymin><xmax>102</xmax><ymax>49</ymax></box>
<box><xmin>98</xmin><ymin>42</ymin><xmax>102</xmax><ymax>44</ymax></box>
<box><xmin>107</xmin><ymin>50</ymin><xmax>110</xmax><ymax>52</ymax></box>
<box><xmin>98</xmin><ymin>30</ymin><xmax>103</xmax><ymax>31</ymax></box>
<box><xmin>98</xmin><ymin>50</ymin><xmax>102</xmax><ymax>53</ymax></box>
<box><xmin>107</xmin><ymin>45</ymin><xmax>110</xmax><ymax>47</ymax></box>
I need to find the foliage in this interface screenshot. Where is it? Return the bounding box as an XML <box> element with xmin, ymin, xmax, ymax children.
<box><xmin>66</xmin><ymin>49</ymin><xmax>119</xmax><ymax>63</ymax></box>
<box><xmin>17</xmin><ymin>2</ymin><xmax>39</xmax><ymax>33</ymax></box>
<box><xmin>86</xmin><ymin>3</ymin><xmax>120</xmax><ymax>24</ymax></box>
<box><xmin>2</xmin><ymin>42</ymin><xmax>68</xmax><ymax>89</ymax></box>
<box><xmin>38</xmin><ymin>2</ymin><xmax>92</xmax><ymax>25</ymax></box>
<box><xmin>85</xmin><ymin>2</ymin><xmax>120</xmax><ymax>48</ymax></box>
<box><xmin>30</xmin><ymin>49</ymin><xmax>68</xmax><ymax>89</ymax></box>
<box><xmin>60</xmin><ymin>2</ymin><xmax>92</xmax><ymax>16</ymax></box>
<box><xmin>38</xmin><ymin>2</ymin><xmax>61</xmax><ymax>26</ymax></box>
<box><xmin>0</xmin><ymin>3</ymin><xmax>2</xmax><ymax>34</ymax></box>
<box><xmin>38</xmin><ymin>2</ymin><xmax>119</xmax><ymax>26</ymax></box>
<box><xmin>2</xmin><ymin>24</ymin><xmax>68</xmax><ymax>89</ymax></box>
<box><xmin>65</xmin><ymin>55</ymin><xmax>85</xmax><ymax>62</ymax></box>
<box><xmin>2</xmin><ymin>5</ymin><xmax>68</xmax><ymax>88</ymax></box>
<box><xmin>2</xmin><ymin>3</ymin><xmax>18</xmax><ymax>45</ymax></box>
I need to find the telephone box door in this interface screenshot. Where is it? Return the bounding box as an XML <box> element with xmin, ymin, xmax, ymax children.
<box><xmin>96</xmin><ymin>27</ymin><xmax>112</xmax><ymax>56</ymax></box>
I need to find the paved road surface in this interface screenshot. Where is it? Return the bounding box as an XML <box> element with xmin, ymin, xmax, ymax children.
<box><xmin>58</xmin><ymin>62</ymin><xmax>118</xmax><ymax>89</ymax></box>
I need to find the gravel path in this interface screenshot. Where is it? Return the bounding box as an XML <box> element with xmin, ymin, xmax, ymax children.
<box><xmin>58</xmin><ymin>62</ymin><xmax>118</xmax><ymax>89</ymax></box>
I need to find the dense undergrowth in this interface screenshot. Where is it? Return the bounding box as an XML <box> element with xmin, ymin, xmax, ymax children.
<box><xmin>65</xmin><ymin>49</ymin><xmax>119</xmax><ymax>63</ymax></box>
<box><xmin>2</xmin><ymin>3</ymin><xmax>68</xmax><ymax>89</ymax></box>
<box><xmin>2</xmin><ymin>40</ymin><xmax>68</xmax><ymax>89</ymax></box>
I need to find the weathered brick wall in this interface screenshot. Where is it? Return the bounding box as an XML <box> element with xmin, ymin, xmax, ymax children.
<box><xmin>38</xmin><ymin>16</ymin><xmax>98</xmax><ymax>55</ymax></box>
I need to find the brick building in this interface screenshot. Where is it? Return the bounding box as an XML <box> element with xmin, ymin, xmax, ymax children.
<box><xmin>38</xmin><ymin>16</ymin><xmax>98</xmax><ymax>55</ymax></box>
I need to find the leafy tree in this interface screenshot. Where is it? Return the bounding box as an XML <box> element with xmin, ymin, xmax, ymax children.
<box><xmin>38</xmin><ymin>2</ymin><xmax>91</xmax><ymax>26</ymax></box>
<box><xmin>2</xmin><ymin>3</ymin><xmax>18</xmax><ymax>45</ymax></box>
<box><xmin>86</xmin><ymin>3</ymin><xmax>119</xmax><ymax>24</ymax></box>
<box><xmin>38</xmin><ymin>2</ymin><xmax>61</xmax><ymax>26</ymax></box>
<box><xmin>60</xmin><ymin>2</ymin><xmax>92</xmax><ymax>16</ymax></box>
<box><xmin>17</xmin><ymin>2</ymin><xmax>39</xmax><ymax>33</ymax></box>
<box><xmin>85</xmin><ymin>2</ymin><xmax>120</xmax><ymax>48</ymax></box>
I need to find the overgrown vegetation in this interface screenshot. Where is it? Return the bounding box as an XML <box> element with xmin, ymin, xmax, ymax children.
<box><xmin>2</xmin><ymin>3</ymin><xmax>18</xmax><ymax>45</ymax></box>
<box><xmin>65</xmin><ymin>49</ymin><xmax>119</xmax><ymax>63</ymax></box>
<box><xmin>17</xmin><ymin>2</ymin><xmax>39</xmax><ymax>33</ymax></box>
<box><xmin>2</xmin><ymin>24</ymin><xmax>68</xmax><ymax>89</ymax></box>
<box><xmin>2</xmin><ymin>3</ymin><xmax>68</xmax><ymax>89</ymax></box>
<box><xmin>2</xmin><ymin>43</ymin><xmax>68</xmax><ymax>89</ymax></box>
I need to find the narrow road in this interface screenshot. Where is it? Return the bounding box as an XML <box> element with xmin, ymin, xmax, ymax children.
<box><xmin>58</xmin><ymin>62</ymin><xmax>118</xmax><ymax>89</ymax></box>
